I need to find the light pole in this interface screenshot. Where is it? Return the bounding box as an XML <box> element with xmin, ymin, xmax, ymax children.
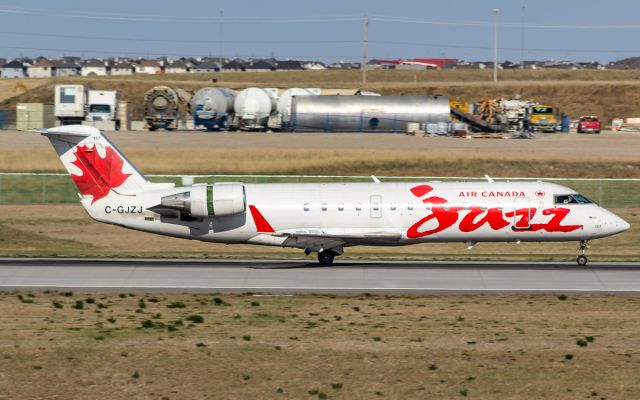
<box><xmin>493</xmin><ymin>9</ymin><xmax>499</xmax><ymax>82</ymax></box>
<box><xmin>520</xmin><ymin>3</ymin><xmax>526</xmax><ymax>69</ymax></box>
<box><xmin>219</xmin><ymin>10</ymin><xmax>224</xmax><ymax>68</ymax></box>
<box><xmin>362</xmin><ymin>15</ymin><xmax>369</xmax><ymax>84</ymax></box>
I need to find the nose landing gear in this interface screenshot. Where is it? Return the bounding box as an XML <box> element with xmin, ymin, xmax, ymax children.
<box><xmin>576</xmin><ymin>240</ymin><xmax>589</xmax><ymax>266</ymax></box>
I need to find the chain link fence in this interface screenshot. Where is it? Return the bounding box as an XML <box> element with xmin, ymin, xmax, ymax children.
<box><xmin>0</xmin><ymin>173</ymin><xmax>638</xmax><ymax>208</ymax></box>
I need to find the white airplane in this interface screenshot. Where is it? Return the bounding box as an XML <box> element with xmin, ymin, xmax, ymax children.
<box><xmin>40</xmin><ymin>125</ymin><xmax>629</xmax><ymax>266</ymax></box>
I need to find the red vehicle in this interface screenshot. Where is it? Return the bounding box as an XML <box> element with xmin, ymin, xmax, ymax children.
<box><xmin>577</xmin><ymin>116</ymin><xmax>601</xmax><ymax>134</ymax></box>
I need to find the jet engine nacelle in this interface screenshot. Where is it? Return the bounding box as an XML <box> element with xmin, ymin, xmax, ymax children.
<box><xmin>160</xmin><ymin>183</ymin><xmax>246</xmax><ymax>218</ymax></box>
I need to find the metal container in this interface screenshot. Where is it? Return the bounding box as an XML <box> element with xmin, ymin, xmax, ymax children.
<box><xmin>143</xmin><ymin>86</ymin><xmax>192</xmax><ymax>131</ymax></box>
<box><xmin>118</xmin><ymin>101</ymin><xmax>132</xmax><ymax>131</ymax></box>
<box><xmin>290</xmin><ymin>95</ymin><xmax>450</xmax><ymax>132</ymax></box>
<box><xmin>277</xmin><ymin>88</ymin><xmax>321</xmax><ymax>124</ymax></box>
<box><xmin>16</xmin><ymin>103</ymin><xmax>55</xmax><ymax>130</ymax></box>
<box><xmin>191</xmin><ymin>87</ymin><xmax>236</xmax><ymax>131</ymax></box>
<box><xmin>233</xmin><ymin>88</ymin><xmax>277</xmax><ymax>130</ymax></box>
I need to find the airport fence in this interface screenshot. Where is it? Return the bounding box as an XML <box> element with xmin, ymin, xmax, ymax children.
<box><xmin>0</xmin><ymin>173</ymin><xmax>638</xmax><ymax>208</ymax></box>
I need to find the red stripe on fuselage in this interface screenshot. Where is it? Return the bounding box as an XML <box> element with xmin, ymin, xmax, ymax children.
<box><xmin>249</xmin><ymin>205</ymin><xmax>275</xmax><ymax>233</ymax></box>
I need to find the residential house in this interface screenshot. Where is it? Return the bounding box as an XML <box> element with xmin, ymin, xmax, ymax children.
<box><xmin>221</xmin><ymin>58</ymin><xmax>246</xmax><ymax>71</ymax></box>
<box><xmin>136</xmin><ymin>60</ymin><xmax>163</xmax><ymax>74</ymax></box>
<box><xmin>275</xmin><ymin>60</ymin><xmax>305</xmax><ymax>71</ymax></box>
<box><xmin>244</xmin><ymin>59</ymin><xmax>276</xmax><ymax>72</ymax></box>
<box><xmin>327</xmin><ymin>62</ymin><xmax>361</xmax><ymax>70</ymax></box>
<box><xmin>81</xmin><ymin>59</ymin><xmax>109</xmax><ymax>76</ymax></box>
<box><xmin>302</xmin><ymin>61</ymin><xmax>326</xmax><ymax>70</ymax></box>
<box><xmin>191</xmin><ymin>60</ymin><xmax>221</xmax><ymax>73</ymax></box>
<box><xmin>1</xmin><ymin>60</ymin><xmax>27</xmax><ymax>79</ymax></box>
<box><xmin>110</xmin><ymin>61</ymin><xmax>135</xmax><ymax>76</ymax></box>
<box><xmin>164</xmin><ymin>59</ymin><xmax>189</xmax><ymax>74</ymax></box>
<box><xmin>27</xmin><ymin>59</ymin><xmax>54</xmax><ymax>78</ymax></box>
<box><xmin>53</xmin><ymin>61</ymin><xmax>80</xmax><ymax>77</ymax></box>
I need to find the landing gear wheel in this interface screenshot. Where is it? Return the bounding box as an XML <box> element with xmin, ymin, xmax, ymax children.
<box><xmin>576</xmin><ymin>255</ymin><xmax>588</xmax><ymax>267</ymax></box>
<box><xmin>576</xmin><ymin>240</ymin><xmax>589</xmax><ymax>266</ymax></box>
<box><xmin>317</xmin><ymin>250</ymin><xmax>336</xmax><ymax>266</ymax></box>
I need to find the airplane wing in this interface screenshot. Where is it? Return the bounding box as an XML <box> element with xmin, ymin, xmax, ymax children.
<box><xmin>278</xmin><ymin>230</ymin><xmax>403</xmax><ymax>252</ymax></box>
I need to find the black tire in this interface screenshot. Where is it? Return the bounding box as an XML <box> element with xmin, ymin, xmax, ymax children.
<box><xmin>318</xmin><ymin>251</ymin><xmax>336</xmax><ymax>266</ymax></box>
<box><xmin>576</xmin><ymin>255</ymin><xmax>588</xmax><ymax>267</ymax></box>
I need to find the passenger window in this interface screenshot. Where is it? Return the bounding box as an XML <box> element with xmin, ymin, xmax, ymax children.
<box><xmin>321</xmin><ymin>203</ymin><xmax>327</xmax><ymax>211</ymax></box>
<box><xmin>303</xmin><ymin>203</ymin><xmax>310</xmax><ymax>211</ymax></box>
<box><xmin>338</xmin><ymin>203</ymin><xmax>344</xmax><ymax>211</ymax></box>
<box><xmin>355</xmin><ymin>204</ymin><xmax>362</xmax><ymax>211</ymax></box>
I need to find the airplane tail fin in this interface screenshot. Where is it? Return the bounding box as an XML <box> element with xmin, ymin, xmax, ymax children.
<box><xmin>39</xmin><ymin>125</ymin><xmax>148</xmax><ymax>204</ymax></box>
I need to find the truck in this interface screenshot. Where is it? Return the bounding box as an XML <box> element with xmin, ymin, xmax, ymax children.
<box><xmin>524</xmin><ymin>104</ymin><xmax>558</xmax><ymax>133</ymax></box>
<box><xmin>54</xmin><ymin>84</ymin><xmax>88</xmax><ymax>125</ymax></box>
<box><xmin>85</xmin><ymin>90</ymin><xmax>120</xmax><ymax>130</ymax></box>
<box><xmin>577</xmin><ymin>115</ymin><xmax>601</xmax><ymax>134</ymax></box>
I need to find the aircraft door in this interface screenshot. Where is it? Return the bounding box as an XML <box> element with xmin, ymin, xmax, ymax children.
<box><xmin>370</xmin><ymin>195</ymin><xmax>382</xmax><ymax>218</ymax></box>
<box><xmin>512</xmin><ymin>197</ymin><xmax>531</xmax><ymax>230</ymax></box>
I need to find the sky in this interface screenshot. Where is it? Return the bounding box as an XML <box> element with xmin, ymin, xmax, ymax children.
<box><xmin>0</xmin><ymin>0</ymin><xmax>639</xmax><ymax>63</ymax></box>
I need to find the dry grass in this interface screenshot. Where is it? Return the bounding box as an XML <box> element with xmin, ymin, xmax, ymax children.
<box><xmin>2</xmin><ymin>130</ymin><xmax>640</xmax><ymax>177</ymax></box>
<box><xmin>1</xmin><ymin>291</ymin><xmax>640</xmax><ymax>399</ymax></box>
<box><xmin>1</xmin><ymin>205</ymin><xmax>638</xmax><ymax>261</ymax></box>
<box><xmin>0</xmin><ymin>79</ymin><xmax>45</xmax><ymax>102</ymax></box>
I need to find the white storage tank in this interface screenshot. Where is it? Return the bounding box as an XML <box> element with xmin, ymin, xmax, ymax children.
<box><xmin>190</xmin><ymin>87</ymin><xmax>236</xmax><ymax>131</ymax></box>
<box><xmin>277</xmin><ymin>88</ymin><xmax>321</xmax><ymax>125</ymax></box>
<box><xmin>233</xmin><ymin>87</ymin><xmax>278</xmax><ymax>130</ymax></box>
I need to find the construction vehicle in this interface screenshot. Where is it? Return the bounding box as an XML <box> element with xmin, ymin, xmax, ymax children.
<box><xmin>524</xmin><ymin>104</ymin><xmax>558</xmax><ymax>133</ymax></box>
<box><xmin>449</xmin><ymin>100</ymin><xmax>469</xmax><ymax>113</ymax></box>
<box><xmin>450</xmin><ymin>97</ymin><xmax>508</xmax><ymax>133</ymax></box>
<box><xmin>499</xmin><ymin>98</ymin><xmax>529</xmax><ymax>132</ymax></box>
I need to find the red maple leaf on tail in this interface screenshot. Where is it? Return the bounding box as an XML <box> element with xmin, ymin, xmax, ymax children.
<box><xmin>70</xmin><ymin>144</ymin><xmax>131</xmax><ymax>203</ymax></box>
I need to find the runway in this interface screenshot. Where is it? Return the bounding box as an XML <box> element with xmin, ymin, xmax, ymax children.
<box><xmin>1</xmin><ymin>258</ymin><xmax>640</xmax><ymax>294</ymax></box>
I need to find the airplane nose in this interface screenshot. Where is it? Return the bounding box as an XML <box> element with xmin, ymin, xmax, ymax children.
<box><xmin>616</xmin><ymin>216</ymin><xmax>631</xmax><ymax>232</ymax></box>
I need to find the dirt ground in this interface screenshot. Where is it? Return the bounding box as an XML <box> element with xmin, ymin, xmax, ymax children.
<box><xmin>1</xmin><ymin>291</ymin><xmax>640</xmax><ymax>400</ymax></box>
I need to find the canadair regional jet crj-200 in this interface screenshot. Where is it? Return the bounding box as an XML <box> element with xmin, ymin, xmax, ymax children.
<box><xmin>40</xmin><ymin>125</ymin><xmax>630</xmax><ymax>266</ymax></box>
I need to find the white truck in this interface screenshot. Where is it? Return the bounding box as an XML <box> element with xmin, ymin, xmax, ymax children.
<box><xmin>54</xmin><ymin>84</ymin><xmax>89</xmax><ymax>125</ymax></box>
<box><xmin>85</xmin><ymin>90</ymin><xmax>120</xmax><ymax>130</ymax></box>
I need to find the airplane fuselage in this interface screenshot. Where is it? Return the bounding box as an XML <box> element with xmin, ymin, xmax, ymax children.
<box><xmin>85</xmin><ymin>181</ymin><xmax>628</xmax><ymax>247</ymax></box>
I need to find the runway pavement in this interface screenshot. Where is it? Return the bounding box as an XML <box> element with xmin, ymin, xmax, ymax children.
<box><xmin>1</xmin><ymin>258</ymin><xmax>640</xmax><ymax>294</ymax></box>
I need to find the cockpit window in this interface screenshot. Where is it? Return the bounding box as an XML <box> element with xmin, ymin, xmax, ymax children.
<box><xmin>554</xmin><ymin>194</ymin><xmax>592</xmax><ymax>205</ymax></box>
<box><xmin>572</xmin><ymin>194</ymin><xmax>593</xmax><ymax>204</ymax></box>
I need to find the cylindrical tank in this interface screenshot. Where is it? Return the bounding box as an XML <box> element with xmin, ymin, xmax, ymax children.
<box><xmin>233</xmin><ymin>88</ymin><xmax>277</xmax><ymax>130</ymax></box>
<box><xmin>290</xmin><ymin>95</ymin><xmax>450</xmax><ymax>132</ymax></box>
<box><xmin>143</xmin><ymin>86</ymin><xmax>192</xmax><ymax>131</ymax></box>
<box><xmin>277</xmin><ymin>88</ymin><xmax>321</xmax><ymax>124</ymax></box>
<box><xmin>190</xmin><ymin>87</ymin><xmax>236</xmax><ymax>131</ymax></box>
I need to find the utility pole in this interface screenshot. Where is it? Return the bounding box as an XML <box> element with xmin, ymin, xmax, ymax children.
<box><xmin>493</xmin><ymin>9</ymin><xmax>499</xmax><ymax>83</ymax></box>
<box><xmin>219</xmin><ymin>10</ymin><xmax>224</xmax><ymax>69</ymax></box>
<box><xmin>520</xmin><ymin>3</ymin><xmax>526</xmax><ymax>69</ymax></box>
<box><xmin>362</xmin><ymin>15</ymin><xmax>369</xmax><ymax>84</ymax></box>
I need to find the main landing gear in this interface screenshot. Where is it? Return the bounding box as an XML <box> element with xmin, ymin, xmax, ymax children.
<box><xmin>576</xmin><ymin>240</ymin><xmax>589</xmax><ymax>266</ymax></box>
<box><xmin>317</xmin><ymin>250</ymin><xmax>338</xmax><ymax>266</ymax></box>
<box><xmin>305</xmin><ymin>247</ymin><xmax>342</xmax><ymax>266</ymax></box>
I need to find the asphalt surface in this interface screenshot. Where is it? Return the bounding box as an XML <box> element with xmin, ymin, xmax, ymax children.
<box><xmin>1</xmin><ymin>258</ymin><xmax>640</xmax><ymax>294</ymax></box>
